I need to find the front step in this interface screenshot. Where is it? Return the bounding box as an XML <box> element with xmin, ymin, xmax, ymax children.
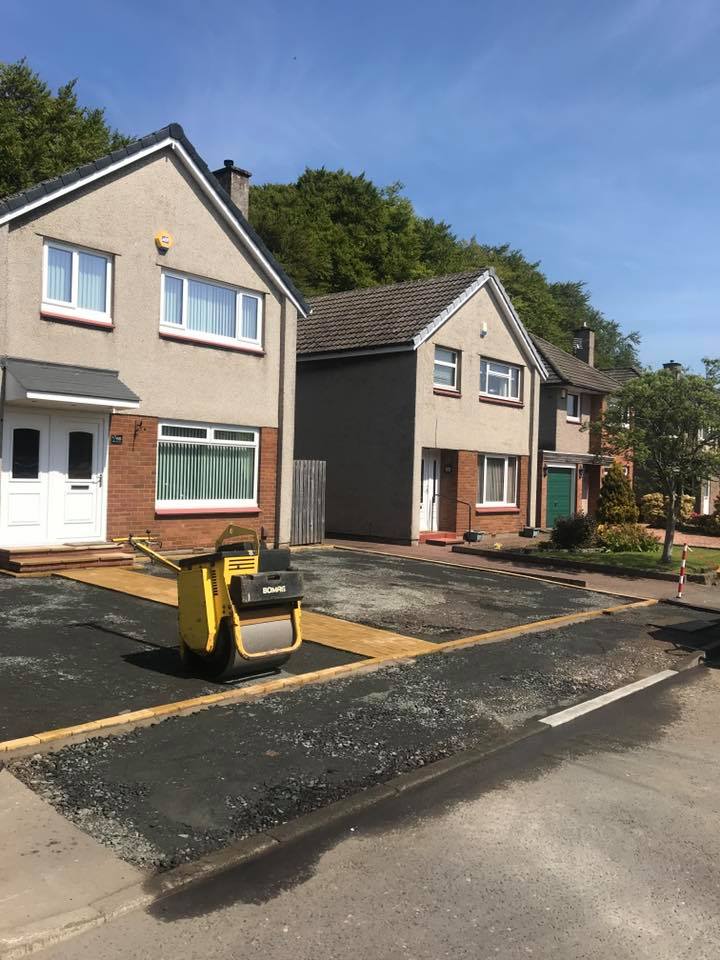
<box><xmin>419</xmin><ymin>531</ymin><xmax>464</xmax><ymax>547</ymax></box>
<box><xmin>0</xmin><ymin>543</ymin><xmax>135</xmax><ymax>575</ymax></box>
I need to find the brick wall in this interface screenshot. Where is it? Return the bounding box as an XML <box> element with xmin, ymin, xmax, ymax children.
<box><xmin>106</xmin><ymin>414</ymin><xmax>278</xmax><ymax>549</ymax></box>
<box><xmin>454</xmin><ymin>451</ymin><xmax>529</xmax><ymax>536</ymax></box>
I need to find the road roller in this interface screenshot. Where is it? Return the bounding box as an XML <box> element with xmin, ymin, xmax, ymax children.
<box><xmin>118</xmin><ymin>526</ymin><xmax>303</xmax><ymax>681</ymax></box>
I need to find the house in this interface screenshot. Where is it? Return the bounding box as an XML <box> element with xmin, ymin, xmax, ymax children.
<box><xmin>532</xmin><ymin>328</ymin><xmax>626</xmax><ymax>527</ymax></box>
<box><xmin>295</xmin><ymin>270</ymin><xmax>548</xmax><ymax>544</ymax></box>
<box><xmin>0</xmin><ymin>124</ymin><xmax>307</xmax><ymax>565</ymax></box>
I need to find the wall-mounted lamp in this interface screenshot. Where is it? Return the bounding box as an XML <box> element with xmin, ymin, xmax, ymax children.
<box><xmin>480</xmin><ymin>321</ymin><xmax>488</xmax><ymax>338</ymax></box>
<box><xmin>578</xmin><ymin>466</ymin><xmax>585</xmax><ymax>479</ymax></box>
<box><xmin>560</xmin><ymin>389</ymin><xmax>567</xmax><ymax>399</ymax></box>
<box><xmin>543</xmin><ymin>465</ymin><xmax>548</xmax><ymax>478</ymax></box>
<box><xmin>444</xmin><ymin>464</ymin><xmax>453</xmax><ymax>474</ymax></box>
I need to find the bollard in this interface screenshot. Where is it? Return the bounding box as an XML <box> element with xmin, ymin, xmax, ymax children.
<box><xmin>676</xmin><ymin>542</ymin><xmax>689</xmax><ymax>600</ymax></box>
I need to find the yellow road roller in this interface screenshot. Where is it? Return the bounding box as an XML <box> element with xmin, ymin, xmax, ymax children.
<box><xmin>118</xmin><ymin>526</ymin><xmax>303</xmax><ymax>681</ymax></box>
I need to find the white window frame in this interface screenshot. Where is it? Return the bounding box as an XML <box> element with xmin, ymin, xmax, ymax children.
<box><xmin>42</xmin><ymin>239</ymin><xmax>113</xmax><ymax>325</ymax></box>
<box><xmin>160</xmin><ymin>269</ymin><xmax>263</xmax><ymax>349</ymax></box>
<box><xmin>480</xmin><ymin>359</ymin><xmax>522</xmax><ymax>401</ymax></box>
<box><xmin>155</xmin><ymin>420</ymin><xmax>260</xmax><ymax>510</ymax></box>
<box><xmin>566</xmin><ymin>392</ymin><xmax>581</xmax><ymax>422</ymax></box>
<box><xmin>433</xmin><ymin>346</ymin><xmax>459</xmax><ymax>390</ymax></box>
<box><xmin>477</xmin><ymin>454</ymin><xmax>518</xmax><ymax>507</ymax></box>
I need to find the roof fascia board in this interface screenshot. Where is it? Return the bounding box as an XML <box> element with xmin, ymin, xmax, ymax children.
<box><xmin>298</xmin><ymin>342</ymin><xmax>414</xmax><ymax>363</ymax></box>
<box><xmin>24</xmin><ymin>390</ymin><xmax>140</xmax><ymax>408</ymax></box>
<box><xmin>411</xmin><ymin>272</ymin><xmax>549</xmax><ymax>379</ymax></box>
<box><xmin>0</xmin><ymin>138</ymin><xmax>174</xmax><ymax>228</ymax></box>
<box><xmin>0</xmin><ymin>137</ymin><xmax>307</xmax><ymax>318</ymax></box>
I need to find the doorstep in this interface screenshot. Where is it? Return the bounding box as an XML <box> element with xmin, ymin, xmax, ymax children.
<box><xmin>419</xmin><ymin>531</ymin><xmax>464</xmax><ymax>546</ymax></box>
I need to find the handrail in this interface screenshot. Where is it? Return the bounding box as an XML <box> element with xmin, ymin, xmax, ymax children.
<box><xmin>431</xmin><ymin>492</ymin><xmax>473</xmax><ymax>535</ymax></box>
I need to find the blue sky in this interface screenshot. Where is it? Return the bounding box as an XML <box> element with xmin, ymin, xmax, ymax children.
<box><xmin>5</xmin><ymin>0</ymin><xmax>720</xmax><ymax>369</ymax></box>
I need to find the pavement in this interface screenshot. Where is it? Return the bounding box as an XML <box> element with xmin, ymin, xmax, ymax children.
<box><xmin>34</xmin><ymin>663</ymin><xmax>720</xmax><ymax>960</ymax></box>
<box><xmin>8</xmin><ymin>602</ymin><xmax>710</xmax><ymax>871</ymax></box>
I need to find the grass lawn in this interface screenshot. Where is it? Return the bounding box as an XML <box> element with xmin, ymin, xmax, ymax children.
<box><xmin>538</xmin><ymin>544</ymin><xmax>720</xmax><ymax>574</ymax></box>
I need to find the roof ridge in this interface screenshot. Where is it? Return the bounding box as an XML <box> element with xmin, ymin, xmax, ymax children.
<box><xmin>309</xmin><ymin>269</ymin><xmax>488</xmax><ymax>303</ymax></box>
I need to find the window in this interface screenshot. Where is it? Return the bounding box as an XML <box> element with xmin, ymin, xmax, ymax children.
<box><xmin>161</xmin><ymin>271</ymin><xmax>262</xmax><ymax>347</ymax></box>
<box><xmin>156</xmin><ymin>422</ymin><xmax>259</xmax><ymax>509</ymax></box>
<box><xmin>12</xmin><ymin>428</ymin><xmax>40</xmax><ymax>479</ymax></box>
<box><xmin>477</xmin><ymin>454</ymin><xmax>518</xmax><ymax>506</ymax></box>
<box><xmin>566</xmin><ymin>393</ymin><xmax>581</xmax><ymax>422</ymax></box>
<box><xmin>42</xmin><ymin>241</ymin><xmax>112</xmax><ymax>324</ymax></box>
<box><xmin>480</xmin><ymin>359</ymin><xmax>521</xmax><ymax>401</ymax></box>
<box><xmin>433</xmin><ymin>347</ymin><xmax>459</xmax><ymax>390</ymax></box>
<box><xmin>68</xmin><ymin>431</ymin><xmax>94</xmax><ymax>480</ymax></box>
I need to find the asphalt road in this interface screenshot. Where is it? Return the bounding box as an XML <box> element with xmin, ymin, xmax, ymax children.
<box><xmin>11</xmin><ymin>602</ymin><xmax>708</xmax><ymax>868</ymax></box>
<box><xmin>40</xmin><ymin>665</ymin><xmax>720</xmax><ymax>960</ymax></box>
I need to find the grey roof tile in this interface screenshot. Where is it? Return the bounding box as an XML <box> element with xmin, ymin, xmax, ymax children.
<box><xmin>532</xmin><ymin>334</ymin><xmax>619</xmax><ymax>393</ymax></box>
<box><xmin>300</xmin><ymin>270</ymin><xmax>489</xmax><ymax>355</ymax></box>
<box><xmin>602</xmin><ymin>366</ymin><xmax>642</xmax><ymax>386</ymax></box>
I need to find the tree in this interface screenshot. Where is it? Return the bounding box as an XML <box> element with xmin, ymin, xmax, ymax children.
<box><xmin>596</xmin><ymin>462</ymin><xmax>638</xmax><ymax>524</ymax></box>
<box><xmin>599</xmin><ymin>362</ymin><xmax>720</xmax><ymax>562</ymax></box>
<box><xmin>250</xmin><ymin>170</ymin><xmax>640</xmax><ymax>366</ymax></box>
<box><xmin>0</xmin><ymin>59</ymin><xmax>128</xmax><ymax>198</ymax></box>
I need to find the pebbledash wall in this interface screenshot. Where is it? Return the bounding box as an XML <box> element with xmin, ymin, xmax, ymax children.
<box><xmin>106</xmin><ymin>416</ymin><xmax>278</xmax><ymax>548</ymax></box>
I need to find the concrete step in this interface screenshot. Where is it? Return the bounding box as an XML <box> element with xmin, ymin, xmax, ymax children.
<box><xmin>0</xmin><ymin>544</ymin><xmax>134</xmax><ymax>575</ymax></box>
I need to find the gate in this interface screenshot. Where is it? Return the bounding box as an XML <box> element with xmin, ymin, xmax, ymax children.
<box><xmin>291</xmin><ymin>460</ymin><xmax>326</xmax><ymax>546</ymax></box>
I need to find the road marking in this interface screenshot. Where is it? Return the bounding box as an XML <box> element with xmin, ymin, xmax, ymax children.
<box><xmin>539</xmin><ymin>669</ymin><xmax>678</xmax><ymax>727</ymax></box>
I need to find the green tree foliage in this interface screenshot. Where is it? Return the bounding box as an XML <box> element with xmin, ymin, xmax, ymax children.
<box><xmin>0</xmin><ymin>59</ymin><xmax>128</xmax><ymax>198</ymax></box>
<box><xmin>599</xmin><ymin>362</ymin><xmax>720</xmax><ymax>561</ymax></box>
<box><xmin>250</xmin><ymin>168</ymin><xmax>640</xmax><ymax>366</ymax></box>
<box><xmin>596</xmin><ymin>462</ymin><xmax>639</xmax><ymax>524</ymax></box>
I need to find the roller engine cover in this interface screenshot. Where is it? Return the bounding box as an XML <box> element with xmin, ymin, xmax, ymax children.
<box><xmin>229</xmin><ymin>570</ymin><xmax>304</xmax><ymax>608</ymax></box>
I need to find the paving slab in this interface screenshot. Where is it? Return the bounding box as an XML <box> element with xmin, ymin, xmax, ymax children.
<box><xmin>0</xmin><ymin>769</ymin><xmax>145</xmax><ymax>944</ymax></box>
<box><xmin>10</xmin><ymin>602</ymin><xmax>703</xmax><ymax>871</ymax></box>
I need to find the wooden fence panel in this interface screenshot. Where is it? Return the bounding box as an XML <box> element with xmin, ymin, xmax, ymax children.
<box><xmin>291</xmin><ymin>460</ymin><xmax>326</xmax><ymax>545</ymax></box>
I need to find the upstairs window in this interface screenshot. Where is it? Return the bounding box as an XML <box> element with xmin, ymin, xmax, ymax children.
<box><xmin>161</xmin><ymin>271</ymin><xmax>262</xmax><ymax>348</ymax></box>
<box><xmin>156</xmin><ymin>422</ymin><xmax>259</xmax><ymax>509</ymax></box>
<box><xmin>566</xmin><ymin>392</ymin><xmax>581</xmax><ymax>422</ymax></box>
<box><xmin>42</xmin><ymin>241</ymin><xmax>112</xmax><ymax>325</ymax></box>
<box><xmin>480</xmin><ymin>359</ymin><xmax>521</xmax><ymax>401</ymax></box>
<box><xmin>433</xmin><ymin>346</ymin><xmax>459</xmax><ymax>390</ymax></box>
<box><xmin>477</xmin><ymin>454</ymin><xmax>518</xmax><ymax>507</ymax></box>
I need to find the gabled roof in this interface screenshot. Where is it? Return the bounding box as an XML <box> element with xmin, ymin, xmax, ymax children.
<box><xmin>299</xmin><ymin>269</ymin><xmax>547</xmax><ymax>375</ymax></box>
<box><xmin>0</xmin><ymin>124</ymin><xmax>308</xmax><ymax>317</ymax></box>
<box><xmin>531</xmin><ymin>334</ymin><xmax>620</xmax><ymax>394</ymax></box>
<box><xmin>602</xmin><ymin>366</ymin><xmax>642</xmax><ymax>386</ymax></box>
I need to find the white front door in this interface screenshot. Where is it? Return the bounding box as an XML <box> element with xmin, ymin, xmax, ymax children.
<box><xmin>0</xmin><ymin>410</ymin><xmax>107</xmax><ymax>546</ymax></box>
<box><xmin>0</xmin><ymin>412</ymin><xmax>51</xmax><ymax>544</ymax></box>
<box><xmin>419</xmin><ymin>448</ymin><xmax>440</xmax><ymax>531</ymax></box>
<box><xmin>48</xmin><ymin>416</ymin><xmax>105</xmax><ymax>542</ymax></box>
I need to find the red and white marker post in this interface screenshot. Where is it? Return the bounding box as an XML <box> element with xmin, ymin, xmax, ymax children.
<box><xmin>676</xmin><ymin>543</ymin><xmax>691</xmax><ymax>600</ymax></box>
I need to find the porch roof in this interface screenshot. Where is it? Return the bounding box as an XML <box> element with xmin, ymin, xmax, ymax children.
<box><xmin>2</xmin><ymin>357</ymin><xmax>140</xmax><ymax>407</ymax></box>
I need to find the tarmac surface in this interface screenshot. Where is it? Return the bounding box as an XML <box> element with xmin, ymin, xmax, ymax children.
<box><xmin>294</xmin><ymin>548</ymin><xmax>627</xmax><ymax>639</ymax></box>
<box><xmin>38</xmin><ymin>666</ymin><xmax>720</xmax><ymax>960</ymax></box>
<box><xmin>10</xmin><ymin>602</ymin><xmax>709</xmax><ymax>870</ymax></box>
<box><xmin>0</xmin><ymin>575</ymin><xmax>363</xmax><ymax>742</ymax></box>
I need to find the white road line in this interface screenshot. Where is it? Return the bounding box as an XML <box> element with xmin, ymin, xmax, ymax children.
<box><xmin>540</xmin><ymin>670</ymin><xmax>678</xmax><ymax>727</ymax></box>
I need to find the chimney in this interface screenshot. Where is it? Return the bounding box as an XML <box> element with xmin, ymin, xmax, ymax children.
<box><xmin>663</xmin><ymin>360</ymin><xmax>683</xmax><ymax>378</ymax></box>
<box><xmin>213</xmin><ymin>159</ymin><xmax>252</xmax><ymax>220</ymax></box>
<box><xmin>572</xmin><ymin>323</ymin><xmax>595</xmax><ymax>367</ymax></box>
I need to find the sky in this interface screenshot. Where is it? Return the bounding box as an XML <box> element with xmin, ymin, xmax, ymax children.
<box><xmin>4</xmin><ymin>0</ymin><xmax>720</xmax><ymax>370</ymax></box>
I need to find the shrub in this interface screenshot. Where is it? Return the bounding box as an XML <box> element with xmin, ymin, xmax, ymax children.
<box><xmin>551</xmin><ymin>513</ymin><xmax>597</xmax><ymax>550</ymax></box>
<box><xmin>640</xmin><ymin>492</ymin><xmax>695</xmax><ymax>525</ymax></box>
<box><xmin>597</xmin><ymin>523</ymin><xmax>659</xmax><ymax>553</ymax></box>
<box><xmin>596</xmin><ymin>463</ymin><xmax>638</xmax><ymax>524</ymax></box>
<box><xmin>697</xmin><ymin>513</ymin><xmax>720</xmax><ymax>536</ymax></box>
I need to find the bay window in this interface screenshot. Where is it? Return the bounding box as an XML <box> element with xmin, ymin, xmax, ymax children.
<box><xmin>156</xmin><ymin>422</ymin><xmax>259</xmax><ymax>509</ymax></box>
<box><xmin>161</xmin><ymin>270</ymin><xmax>262</xmax><ymax>347</ymax></box>
<box><xmin>480</xmin><ymin>359</ymin><xmax>521</xmax><ymax>401</ymax></box>
<box><xmin>477</xmin><ymin>454</ymin><xmax>518</xmax><ymax>507</ymax></box>
<box><xmin>42</xmin><ymin>240</ymin><xmax>112</xmax><ymax>324</ymax></box>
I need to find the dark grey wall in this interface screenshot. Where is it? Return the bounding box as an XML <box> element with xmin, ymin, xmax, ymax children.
<box><xmin>538</xmin><ymin>387</ymin><xmax>558</xmax><ymax>450</ymax></box>
<box><xmin>295</xmin><ymin>351</ymin><xmax>417</xmax><ymax>541</ymax></box>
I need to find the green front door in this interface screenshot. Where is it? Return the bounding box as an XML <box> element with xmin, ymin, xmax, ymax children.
<box><xmin>546</xmin><ymin>468</ymin><xmax>574</xmax><ymax>527</ymax></box>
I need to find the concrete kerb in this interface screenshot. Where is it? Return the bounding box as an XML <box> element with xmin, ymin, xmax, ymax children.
<box><xmin>2</xmin><ymin>656</ymin><xmax>699</xmax><ymax>960</ymax></box>
<box><xmin>0</xmin><ymin>599</ymin><xmax>658</xmax><ymax>761</ymax></box>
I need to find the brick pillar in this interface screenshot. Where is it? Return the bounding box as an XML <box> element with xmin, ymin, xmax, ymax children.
<box><xmin>455</xmin><ymin>450</ymin><xmax>478</xmax><ymax>534</ymax></box>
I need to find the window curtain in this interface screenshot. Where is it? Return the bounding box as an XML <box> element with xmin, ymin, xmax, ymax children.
<box><xmin>164</xmin><ymin>276</ymin><xmax>183</xmax><ymax>325</ymax></box>
<box><xmin>241</xmin><ymin>295</ymin><xmax>258</xmax><ymax>340</ymax></box>
<box><xmin>77</xmin><ymin>252</ymin><xmax>107</xmax><ymax>311</ymax></box>
<box><xmin>47</xmin><ymin>247</ymin><xmax>72</xmax><ymax>302</ymax></box>
<box><xmin>506</xmin><ymin>457</ymin><xmax>517</xmax><ymax>502</ymax></box>
<box><xmin>486</xmin><ymin>457</ymin><xmax>505</xmax><ymax>501</ymax></box>
<box><xmin>157</xmin><ymin>441</ymin><xmax>255</xmax><ymax>502</ymax></box>
<box><xmin>187</xmin><ymin>280</ymin><xmax>235</xmax><ymax>337</ymax></box>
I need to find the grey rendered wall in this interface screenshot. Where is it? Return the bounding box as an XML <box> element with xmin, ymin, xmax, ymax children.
<box><xmin>295</xmin><ymin>351</ymin><xmax>417</xmax><ymax>541</ymax></box>
<box><xmin>551</xmin><ymin>390</ymin><xmax>592</xmax><ymax>454</ymax></box>
<box><xmin>1</xmin><ymin>149</ymin><xmax>287</xmax><ymax>430</ymax></box>
<box><xmin>538</xmin><ymin>387</ymin><xmax>558</xmax><ymax>449</ymax></box>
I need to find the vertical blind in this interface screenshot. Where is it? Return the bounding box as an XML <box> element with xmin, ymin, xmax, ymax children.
<box><xmin>78</xmin><ymin>252</ymin><xmax>107</xmax><ymax>312</ymax></box>
<box><xmin>157</xmin><ymin>441</ymin><xmax>256</xmax><ymax>502</ymax></box>
<box><xmin>187</xmin><ymin>279</ymin><xmax>236</xmax><ymax>338</ymax></box>
<box><xmin>47</xmin><ymin>247</ymin><xmax>72</xmax><ymax>302</ymax></box>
